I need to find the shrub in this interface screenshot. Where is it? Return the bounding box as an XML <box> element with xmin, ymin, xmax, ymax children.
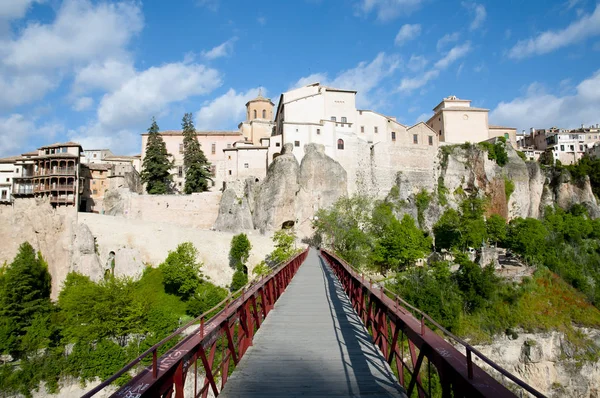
<box><xmin>229</xmin><ymin>234</ymin><xmax>252</xmax><ymax>269</ymax></box>
<box><xmin>230</xmin><ymin>269</ymin><xmax>248</xmax><ymax>292</ymax></box>
<box><xmin>159</xmin><ymin>242</ymin><xmax>202</xmax><ymax>299</ymax></box>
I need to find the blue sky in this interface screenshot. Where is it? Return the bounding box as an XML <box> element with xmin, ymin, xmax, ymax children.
<box><xmin>1</xmin><ymin>0</ymin><xmax>599</xmax><ymax>156</ymax></box>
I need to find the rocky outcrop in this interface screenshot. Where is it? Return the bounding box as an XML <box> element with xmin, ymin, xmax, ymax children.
<box><xmin>0</xmin><ymin>198</ymin><xmax>75</xmax><ymax>299</ymax></box>
<box><xmin>70</xmin><ymin>223</ymin><xmax>103</xmax><ymax>281</ymax></box>
<box><xmin>215</xmin><ymin>143</ymin><xmax>348</xmax><ymax>237</ymax></box>
<box><xmin>470</xmin><ymin>328</ymin><xmax>600</xmax><ymax>397</ymax></box>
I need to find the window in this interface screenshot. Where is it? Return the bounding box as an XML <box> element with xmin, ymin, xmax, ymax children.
<box><xmin>428</xmin><ymin>136</ymin><xmax>433</xmax><ymax>146</ymax></box>
<box><xmin>210</xmin><ymin>165</ymin><xmax>216</xmax><ymax>177</ymax></box>
<box><xmin>275</xmin><ymin>142</ymin><xmax>281</xmax><ymax>147</ymax></box>
<box><xmin>92</xmin><ymin>189</ymin><xmax>97</xmax><ymax>195</ymax></box>
<box><xmin>317</xmin><ymin>129</ymin><xmax>321</xmax><ymax>135</ymax></box>
<box><xmin>1</xmin><ymin>190</ymin><xmax>6</xmax><ymax>199</ymax></box>
<box><xmin>227</xmin><ymin>144</ymin><xmax>232</xmax><ymax>148</ymax></box>
<box><xmin>179</xmin><ymin>143</ymin><xmax>184</xmax><ymax>154</ymax></box>
<box><xmin>331</xmin><ymin>116</ymin><xmax>336</xmax><ymax>122</ymax></box>
<box><xmin>580</xmin><ymin>145</ymin><xmax>584</xmax><ymax>151</ymax></box>
<box><xmin>560</xmin><ymin>145</ymin><xmax>565</xmax><ymax>151</ymax></box>
<box><xmin>361</xmin><ymin>126</ymin><xmax>364</xmax><ymax>133</ymax></box>
<box><xmin>211</xmin><ymin>143</ymin><xmax>216</xmax><ymax>154</ymax></box>
<box><xmin>244</xmin><ymin>163</ymin><xmax>249</xmax><ymax>168</ymax></box>
<box><xmin>228</xmin><ymin>155</ymin><xmax>232</xmax><ymax>160</ymax></box>
<box><xmin>294</xmin><ymin>141</ymin><xmax>300</xmax><ymax>147</ymax></box>
<box><xmin>15</xmin><ymin>168</ymin><xmax>19</xmax><ymax>173</ymax></box>
<box><xmin>341</xmin><ymin>117</ymin><xmax>347</xmax><ymax>123</ymax></box>
<box><xmin>262</xmin><ymin>109</ymin><xmax>266</xmax><ymax>119</ymax></box>
<box><xmin>570</xmin><ymin>145</ymin><xmax>574</xmax><ymax>151</ymax></box>
<box><xmin>504</xmin><ymin>133</ymin><xmax>509</xmax><ymax>139</ymax></box>
<box><xmin>178</xmin><ymin>166</ymin><xmax>183</xmax><ymax>178</ymax></box>
<box><xmin>228</xmin><ymin>170</ymin><xmax>232</xmax><ymax>175</ymax></box>
<box><xmin>374</xmin><ymin>127</ymin><xmax>378</xmax><ymax>134</ymax></box>
<box><xmin>93</xmin><ymin>153</ymin><xmax>97</xmax><ymax>158</ymax></box>
<box><xmin>99</xmin><ymin>171</ymin><xmax>103</xmax><ymax>176</ymax></box>
<box><xmin>413</xmin><ymin>134</ymin><xmax>418</xmax><ymax>144</ymax></box>
<box><xmin>62</xmin><ymin>147</ymin><xmax>67</xmax><ymax>153</ymax></box>
<box><xmin>337</xmin><ymin>139</ymin><xmax>344</xmax><ymax>150</ymax></box>
<box><xmin>253</xmin><ymin>110</ymin><xmax>257</xmax><ymax>119</ymax></box>
<box><xmin>92</xmin><ymin>180</ymin><xmax>96</xmax><ymax>185</ymax></box>
<box><xmin>391</xmin><ymin>132</ymin><xmax>396</xmax><ymax>141</ymax></box>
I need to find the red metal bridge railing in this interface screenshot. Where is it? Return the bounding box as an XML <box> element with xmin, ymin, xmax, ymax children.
<box><xmin>83</xmin><ymin>248</ymin><xmax>309</xmax><ymax>398</ymax></box>
<box><xmin>320</xmin><ymin>249</ymin><xmax>546</xmax><ymax>398</ymax></box>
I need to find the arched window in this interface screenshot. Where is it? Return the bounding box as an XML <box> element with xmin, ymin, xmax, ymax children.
<box><xmin>253</xmin><ymin>110</ymin><xmax>257</xmax><ymax>119</ymax></box>
<box><xmin>262</xmin><ymin>109</ymin><xmax>266</xmax><ymax>119</ymax></box>
<box><xmin>337</xmin><ymin>139</ymin><xmax>344</xmax><ymax>150</ymax></box>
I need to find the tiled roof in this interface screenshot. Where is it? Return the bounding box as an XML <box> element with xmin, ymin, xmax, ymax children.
<box><xmin>40</xmin><ymin>141</ymin><xmax>82</xmax><ymax>149</ymax></box>
<box><xmin>86</xmin><ymin>163</ymin><xmax>112</xmax><ymax>171</ymax></box>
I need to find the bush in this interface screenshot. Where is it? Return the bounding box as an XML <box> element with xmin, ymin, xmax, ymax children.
<box><xmin>159</xmin><ymin>242</ymin><xmax>202</xmax><ymax>299</ymax></box>
<box><xmin>230</xmin><ymin>269</ymin><xmax>248</xmax><ymax>292</ymax></box>
<box><xmin>186</xmin><ymin>282</ymin><xmax>228</xmax><ymax>317</ymax></box>
<box><xmin>229</xmin><ymin>234</ymin><xmax>252</xmax><ymax>269</ymax></box>
<box><xmin>504</xmin><ymin>177</ymin><xmax>515</xmax><ymax>201</ymax></box>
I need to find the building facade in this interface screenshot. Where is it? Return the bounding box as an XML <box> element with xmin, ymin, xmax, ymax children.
<box><xmin>82</xmin><ymin>149</ymin><xmax>114</xmax><ymax>164</ymax></box>
<box><xmin>426</xmin><ymin>96</ymin><xmax>517</xmax><ymax>147</ymax></box>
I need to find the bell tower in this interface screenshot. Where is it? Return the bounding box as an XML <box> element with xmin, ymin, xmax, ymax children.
<box><xmin>245</xmin><ymin>88</ymin><xmax>274</xmax><ymax>122</ymax></box>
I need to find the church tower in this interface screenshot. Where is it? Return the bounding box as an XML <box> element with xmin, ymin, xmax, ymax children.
<box><xmin>240</xmin><ymin>89</ymin><xmax>275</xmax><ymax>144</ymax></box>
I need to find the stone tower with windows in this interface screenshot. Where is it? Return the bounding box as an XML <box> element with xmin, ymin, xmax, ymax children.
<box><xmin>240</xmin><ymin>89</ymin><xmax>275</xmax><ymax>145</ymax></box>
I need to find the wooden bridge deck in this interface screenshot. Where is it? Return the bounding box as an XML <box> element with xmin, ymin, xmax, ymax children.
<box><xmin>219</xmin><ymin>248</ymin><xmax>407</xmax><ymax>398</ymax></box>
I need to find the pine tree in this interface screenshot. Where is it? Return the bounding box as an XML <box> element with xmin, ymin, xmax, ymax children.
<box><xmin>182</xmin><ymin>113</ymin><xmax>212</xmax><ymax>194</ymax></box>
<box><xmin>141</xmin><ymin>118</ymin><xmax>173</xmax><ymax>194</ymax></box>
<box><xmin>0</xmin><ymin>242</ymin><xmax>52</xmax><ymax>355</ymax></box>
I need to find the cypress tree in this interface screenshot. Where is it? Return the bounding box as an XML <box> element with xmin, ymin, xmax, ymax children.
<box><xmin>141</xmin><ymin>118</ymin><xmax>173</xmax><ymax>194</ymax></box>
<box><xmin>182</xmin><ymin>113</ymin><xmax>212</xmax><ymax>194</ymax></box>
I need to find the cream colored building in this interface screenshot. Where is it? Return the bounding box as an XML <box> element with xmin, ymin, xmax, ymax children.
<box><xmin>427</xmin><ymin>96</ymin><xmax>517</xmax><ymax>147</ymax></box>
<box><xmin>140</xmin><ymin>130</ymin><xmax>243</xmax><ymax>192</ymax></box>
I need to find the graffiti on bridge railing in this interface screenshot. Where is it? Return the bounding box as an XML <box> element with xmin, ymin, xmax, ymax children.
<box><xmin>320</xmin><ymin>249</ymin><xmax>546</xmax><ymax>398</ymax></box>
<box><xmin>82</xmin><ymin>248</ymin><xmax>309</xmax><ymax>398</ymax></box>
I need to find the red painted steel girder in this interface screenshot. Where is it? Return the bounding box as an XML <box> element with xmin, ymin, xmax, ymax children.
<box><xmin>320</xmin><ymin>249</ymin><xmax>545</xmax><ymax>398</ymax></box>
<box><xmin>83</xmin><ymin>248</ymin><xmax>308</xmax><ymax>398</ymax></box>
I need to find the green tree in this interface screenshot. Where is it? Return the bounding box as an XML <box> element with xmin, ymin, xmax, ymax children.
<box><xmin>453</xmin><ymin>253</ymin><xmax>498</xmax><ymax>313</ymax></box>
<box><xmin>141</xmin><ymin>118</ymin><xmax>173</xmax><ymax>194</ymax></box>
<box><xmin>433</xmin><ymin>208</ymin><xmax>462</xmax><ymax>250</ymax></box>
<box><xmin>230</xmin><ymin>269</ymin><xmax>248</xmax><ymax>292</ymax></box>
<box><xmin>269</xmin><ymin>229</ymin><xmax>297</xmax><ymax>265</ymax></box>
<box><xmin>182</xmin><ymin>113</ymin><xmax>212</xmax><ymax>193</ymax></box>
<box><xmin>0</xmin><ymin>243</ymin><xmax>52</xmax><ymax>355</ymax></box>
<box><xmin>186</xmin><ymin>282</ymin><xmax>228</xmax><ymax>317</ymax></box>
<box><xmin>370</xmin><ymin>204</ymin><xmax>431</xmax><ymax>273</ymax></box>
<box><xmin>159</xmin><ymin>242</ymin><xmax>203</xmax><ymax>300</ymax></box>
<box><xmin>229</xmin><ymin>233</ymin><xmax>252</xmax><ymax>269</ymax></box>
<box><xmin>506</xmin><ymin>218</ymin><xmax>548</xmax><ymax>264</ymax></box>
<box><xmin>486</xmin><ymin>214</ymin><xmax>507</xmax><ymax>245</ymax></box>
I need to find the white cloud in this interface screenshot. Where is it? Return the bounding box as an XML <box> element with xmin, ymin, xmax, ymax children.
<box><xmin>292</xmin><ymin>52</ymin><xmax>400</xmax><ymax>108</ymax></box>
<box><xmin>0</xmin><ymin>0</ymin><xmax>42</xmax><ymax>21</ymax></box>
<box><xmin>72</xmin><ymin>96</ymin><xmax>93</xmax><ymax>111</ymax></box>
<box><xmin>436</xmin><ymin>32</ymin><xmax>459</xmax><ymax>51</ymax></box>
<box><xmin>490</xmin><ymin>69</ymin><xmax>600</xmax><ymax>131</ymax></box>
<box><xmin>415</xmin><ymin>112</ymin><xmax>432</xmax><ymax>124</ymax></box>
<box><xmin>395</xmin><ymin>24</ymin><xmax>421</xmax><ymax>46</ymax></box>
<box><xmin>508</xmin><ymin>5</ymin><xmax>600</xmax><ymax>59</ymax></box>
<box><xmin>407</xmin><ymin>54</ymin><xmax>428</xmax><ymax>72</ymax></box>
<box><xmin>356</xmin><ymin>0</ymin><xmax>425</xmax><ymax>22</ymax></box>
<box><xmin>0</xmin><ymin>0</ymin><xmax>142</xmax><ymax>109</ymax></box>
<box><xmin>461</xmin><ymin>1</ymin><xmax>486</xmax><ymax>31</ymax></box>
<box><xmin>68</xmin><ymin>122</ymin><xmax>140</xmax><ymax>155</ymax></box>
<box><xmin>98</xmin><ymin>62</ymin><xmax>222</xmax><ymax>128</ymax></box>
<box><xmin>398</xmin><ymin>70</ymin><xmax>440</xmax><ymax>92</ymax></box>
<box><xmin>196</xmin><ymin>88</ymin><xmax>261</xmax><ymax>130</ymax></box>
<box><xmin>434</xmin><ymin>42</ymin><xmax>471</xmax><ymax>69</ymax></box>
<box><xmin>3</xmin><ymin>0</ymin><xmax>142</xmax><ymax>70</ymax></box>
<box><xmin>72</xmin><ymin>58</ymin><xmax>136</xmax><ymax>94</ymax></box>
<box><xmin>0</xmin><ymin>114</ymin><xmax>62</xmax><ymax>157</ymax></box>
<box><xmin>201</xmin><ymin>37</ymin><xmax>238</xmax><ymax>60</ymax></box>
<box><xmin>399</xmin><ymin>42</ymin><xmax>471</xmax><ymax>92</ymax></box>
<box><xmin>257</xmin><ymin>16</ymin><xmax>267</xmax><ymax>25</ymax></box>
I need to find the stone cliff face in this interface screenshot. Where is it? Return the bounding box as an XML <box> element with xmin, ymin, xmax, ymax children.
<box><xmin>469</xmin><ymin>328</ymin><xmax>600</xmax><ymax>397</ymax></box>
<box><xmin>214</xmin><ymin>143</ymin><xmax>348</xmax><ymax>237</ymax></box>
<box><xmin>0</xmin><ymin>198</ymin><xmax>75</xmax><ymax>299</ymax></box>
<box><xmin>216</xmin><ymin>142</ymin><xmax>599</xmax><ymax>236</ymax></box>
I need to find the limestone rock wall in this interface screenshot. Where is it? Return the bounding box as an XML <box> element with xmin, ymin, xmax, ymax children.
<box><xmin>215</xmin><ymin>143</ymin><xmax>348</xmax><ymax>237</ymax></box>
<box><xmin>0</xmin><ymin>198</ymin><xmax>75</xmax><ymax>299</ymax></box>
<box><xmin>470</xmin><ymin>328</ymin><xmax>600</xmax><ymax>397</ymax></box>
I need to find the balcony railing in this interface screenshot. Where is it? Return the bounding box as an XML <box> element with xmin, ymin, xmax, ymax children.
<box><xmin>34</xmin><ymin>184</ymin><xmax>76</xmax><ymax>193</ymax></box>
<box><xmin>14</xmin><ymin>187</ymin><xmax>34</xmax><ymax>195</ymax></box>
<box><xmin>15</xmin><ymin>171</ymin><xmax>35</xmax><ymax>178</ymax></box>
<box><xmin>35</xmin><ymin>168</ymin><xmax>76</xmax><ymax>176</ymax></box>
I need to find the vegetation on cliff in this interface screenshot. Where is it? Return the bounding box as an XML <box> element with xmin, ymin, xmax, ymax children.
<box><xmin>0</xmin><ymin>242</ymin><xmax>226</xmax><ymax>397</ymax></box>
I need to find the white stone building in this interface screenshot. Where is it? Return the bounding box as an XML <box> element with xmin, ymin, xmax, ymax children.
<box><xmin>546</xmin><ymin>132</ymin><xmax>587</xmax><ymax>165</ymax></box>
<box><xmin>82</xmin><ymin>149</ymin><xmax>114</xmax><ymax>164</ymax></box>
<box><xmin>426</xmin><ymin>96</ymin><xmax>517</xmax><ymax>147</ymax></box>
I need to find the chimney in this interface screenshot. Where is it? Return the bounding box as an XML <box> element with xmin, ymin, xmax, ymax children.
<box><xmin>530</xmin><ymin>127</ymin><xmax>535</xmax><ymax>134</ymax></box>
